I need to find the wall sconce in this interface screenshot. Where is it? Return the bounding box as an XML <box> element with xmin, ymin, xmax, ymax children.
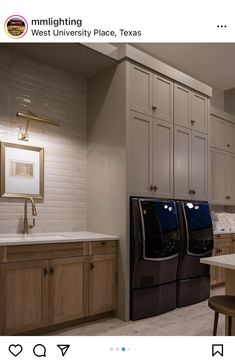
<box><xmin>16</xmin><ymin>111</ymin><xmax>61</xmax><ymax>141</ymax></box>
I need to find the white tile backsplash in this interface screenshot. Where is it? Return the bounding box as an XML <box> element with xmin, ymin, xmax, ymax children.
<box><xmin>0</xmin><ymin>47</ymin><xmax>87</xmax><ymax>233</ymax></box>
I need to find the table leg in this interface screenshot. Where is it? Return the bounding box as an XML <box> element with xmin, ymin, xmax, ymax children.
<box><xmin>225</xmin><ymin>269</ymin><xmax>235</xmax><ymax>335</ymax></box>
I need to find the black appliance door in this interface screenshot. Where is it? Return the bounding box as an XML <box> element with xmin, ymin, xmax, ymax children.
<box><xmin>183</xmin><ymin>201</ymin><xmax>213</xmax><ymax>256</ymax></box>
<box><xmin>139</xmin><ymin>199</ymin><xmax>180</xmax><ymax>261</ymax></box>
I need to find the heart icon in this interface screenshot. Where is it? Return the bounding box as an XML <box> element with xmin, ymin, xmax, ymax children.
<box><xmin>8</xmin><ymin>344</ymin><xmax>23</xmax><ymax>357</ymax></box>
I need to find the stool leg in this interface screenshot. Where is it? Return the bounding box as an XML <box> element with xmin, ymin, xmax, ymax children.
<box><xmin>228</xmin><ymin>316</ymin><xmax>232</xmax><ymax>336</ymax></box>
<box><xmin>213</xmin><ymin>312</ymin><xmax>219</xmax><ymax>336</ymax></box>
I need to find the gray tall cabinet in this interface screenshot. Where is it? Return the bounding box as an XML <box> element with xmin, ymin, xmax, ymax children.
<box><xmin>87</xmin><ymin>49</ymin><xmax>212</xmax><ymax>321</ymax></box>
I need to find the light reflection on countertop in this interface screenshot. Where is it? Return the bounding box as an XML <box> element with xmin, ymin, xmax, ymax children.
<box><xmin>0</xmin><ymin>231</ymin><xmax>119</xmax><ymax>246</ymax></box>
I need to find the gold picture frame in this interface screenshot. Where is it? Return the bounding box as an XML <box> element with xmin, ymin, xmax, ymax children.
<box><xmin>0</xmin><ymin>142</ymin><xmax>44</xmax><ymax>199</ymax></box>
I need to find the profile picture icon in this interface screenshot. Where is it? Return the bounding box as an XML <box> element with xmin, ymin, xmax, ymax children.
<box><xmin>5</xmin><ymin>15</ymin><xmax>28</xmax><ymax>38</ymax></box>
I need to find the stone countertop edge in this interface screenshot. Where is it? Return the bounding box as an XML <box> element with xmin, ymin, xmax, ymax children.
<box><xmin>213</xmin><ymin>231</ymin><xmax>235</xmax><ymax>235</ymax></box>
<box><xmin>200</xmin><ymin>254</ymin><xmax>235</xmax><ymax>270</ymax></box>
<box><xmin>0</xmin><ymin>231</ymin><xmax>119</xmax><ymax>246</ymax></box>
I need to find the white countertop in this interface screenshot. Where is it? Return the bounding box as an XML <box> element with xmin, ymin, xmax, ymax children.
<box><xmin>213</xmin><ymin>230</ymin><xmax>235</xmax><ymax>235</ymax></box>
<box><xmin>0</xmin><ymin>231</ymin><xmax>119</xmax><ymax>246</ymax></box>
<box><xmin>201</xmin><ymin>254</ymin><xmax>235</xmax><ymax>271</ymax></box>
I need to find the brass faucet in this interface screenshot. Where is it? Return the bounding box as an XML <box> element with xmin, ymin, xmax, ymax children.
<box><xmin>22</xmin><ymin>197</ymin><xmax>37</xmax><ymax>234</ymax></box>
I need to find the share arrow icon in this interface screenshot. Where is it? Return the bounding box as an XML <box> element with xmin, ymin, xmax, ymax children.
<box><xmin>57</xmin><ymin>345</ymin><xmax>70</xmax><ymax>357</ymax></box>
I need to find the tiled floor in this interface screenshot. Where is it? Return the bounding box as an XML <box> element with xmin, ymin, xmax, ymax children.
<box><xmin>48</xmin><ymin>287</ymin><xmax>225</xmax><ymax>336</ymax></box>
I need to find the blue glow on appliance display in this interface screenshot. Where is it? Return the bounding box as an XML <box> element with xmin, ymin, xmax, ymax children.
<box><xmin>141</xmin><ymin>201</ymin><xmax>180</xmax><ymax>259</ymax></box>
<box><xmin>184</xmin><ymin>202</ymin><xmax>212</xmax><ymax>232</ymax></box>
<box><xmin>183</xmin><ymin>201</ymin><xmax>213</xmax><ymax>255</ymax></box>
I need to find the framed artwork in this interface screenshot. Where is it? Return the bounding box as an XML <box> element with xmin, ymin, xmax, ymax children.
<box><xmin>0</xmin><ymin>142</ymin><xmax>44</xmax><ymax>199</ymax></box>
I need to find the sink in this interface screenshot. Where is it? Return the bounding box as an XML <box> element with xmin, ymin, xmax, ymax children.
<box><xmin>0</xmin><ymin>234</ymin><xmax>67</xmax><ymax>243</ymax></box>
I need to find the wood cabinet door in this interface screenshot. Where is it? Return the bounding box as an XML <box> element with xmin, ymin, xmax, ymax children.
<box><xmin>153</xmin><ymin>119</ymin><xmax>173</xmax><ymax>198</ymax></box>
<box><xmin>88</xmin><ymin>254</ymin><xmax>117</xmax><ymax>316</ymax></box>
<box><xmin>211</xmin><ymin>116</ymin><xmax>227</xmax><ymax>151</ymax></box>
<box><xmin>129</xmin><ymin>64</ymin><xmax>153</xmax><ymax>116</ymax></box>
<box><xmin>226</xmin><ymin>153</ymin><xmax>235</xmax><ymax>204</ymax></box>
<box><xmin>174</xmin><ymin>126</ymin><xmax>192</xmax><ymax>200</ymax></box>
<box><xmin>191</xmin><ymin>92</ymin><xmax>208</xmax><ymax>133</ymax></box>
<box><xmin>153</xmin><ymin>74</ymin><xmax>173</xmax><ymax>122</ymax></box>
<box><xmin>129</xmin><ymin>111</ymin><xmax>153</xmax><ymax>197</ymax></box>
<box><xmin>191</xmin><ymin>131</ymin><xmax>208</xmax><ymax>200</ymax></box>
<box><xmin>219</xmin><ymin>243</ymin><xmax>232</xmax><ymax>284</ymax></box>
<box><xmin>2</xmin><ymin>260</ymin><xmax>49</xmax><ymax>335</ymax></box>
<box><xmin>49</xmin><ymin>256</ymin><xmax>88</xmax><ymax>325</ymax></box>
<box><xmin>174</xmin><ymin>83</ymin><xmax>191</xmax><ymax>128</ymax></box>
<box><xmin>211</xmin><ymin>149</ymin><xmax>227</xmax><ymax>203</ymax></box>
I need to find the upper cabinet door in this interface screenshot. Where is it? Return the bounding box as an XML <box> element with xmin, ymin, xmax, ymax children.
<box><xmin>226</xmin><ymin>153</ymin><xmax>235</xmax><ymax>203</ymax></box>
<box><xmin>153</xmin><ymin>119</ymin><xmax>173</xmax><ymax>198</ymax></box>
<box><xmin>226</xmin><ymin>123</ymin><xmax>235</xmax><ymax>153</ymax></box>
<box><xmin>191</xmin><ymin>131</ymin><xmax>208</xmax><ymax>200</ymax></box>
<box><xmin>211</xmin><ymin>116</ymin><xmax>227</xmax><ymax>151</ymax></box>
<box><xmin>129</xmin><ymin>111</ymin><xmax>153</xmax><ymax>197</ymax></box>
<box><xmin>174</xmin><ymin>125</ymin><xmax>191</xmax><ymax>200</ymax></box>
<box><xmin>129</xmin><ymin>64</ymin><xmax>153</xmax><ymax>116</ymax></box>
<box><xmin>191</xmin><ymin>92</ymin><xmax>208</xmax><ymax>133</ymax></box>
<box><xmin>153</xmin><ymin>74</ymin><xmax>173</xmax><ymax>123</ymax></box>
<box><xmin>211</xmin><ymin>149</ymin><xmax>227</xmax><ymax>203</ymax></box>
<box><xmin>174</xmin><ymin>83</ymin><xmax>191</xmax><ymax>128</ymax></box>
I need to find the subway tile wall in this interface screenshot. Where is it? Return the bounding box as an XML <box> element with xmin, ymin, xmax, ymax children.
<box><xmin>0</xmin><ymin>47</ymin><xmax>87</xmax><ymax>233</ymax></box>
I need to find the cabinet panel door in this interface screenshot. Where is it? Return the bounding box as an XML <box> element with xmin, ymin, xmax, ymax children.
<box><xmin>227</xmin><ymin>123</ymin><xmax>235</xmax><ymax>153</ymax></box>
<box><xmin>211</xmin><ymin>149</ymin><xmax>227</xmax><ymax>203</ymax></box>
<box><xmin>2</xmin><ymin>260</ymin><xmax>48</xmax><ymax>334</ymax></box>
<box><xmin>153</xmin><ymin>119</ymin><xmax>173</xmax><ymax>198</ymax></box>
<box><xmin>174</xmin><ymin>83</ymin><xmax>191</xmax><ymax>128</ymax></box>
<box><xmin>153</xmin><ymin>74</ymin><xmax>173</xmax><ymax>122</ymax></box>
<box><xmin>191</xmin><ymin>92</ymin><xmax>208</xmax><ymax>133</ymax></box>
<box><xmin>219</xmin><ymin>243</ymin><xmax>232</xmax><ymax>284</ymax></box>
<box><xmin>227</xmin><ymin>153</ymin><xmax>235</xmax><ymax>203</ymax></box>
<box><xmin>211</xmin><ymin>116</ymin><xmax>227</xmax><ymax>151</ymax></box>
<box><xmin>129</xmin><ymin>112</ymin><xmax>153</xmax><ymax>197</ymax></box>
<box><xmin>191</xmin><ymin>131</ymin><xmax>208</xmax><ymax>200</ymax></box>
<box><xmin>50</xmin><ymin>256</ymin><xmax>88</xmax><ymax>324</ymax></box>
<box><xmin>130</xmin><ymin>64</ymin><xmax>152</xmax><ymax>116</ymax></box>
<box><xmin>174</xmin><ymin>126</ymin><xmax>191</xmax><ymax>200</ymax></box>
<box><xmin>89</xmin><ymin>254</ymin><xmax>117</xmax><ymax>316</ymax></box>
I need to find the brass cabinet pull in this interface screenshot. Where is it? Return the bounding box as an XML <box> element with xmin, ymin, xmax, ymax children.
<box><xmin>226</xmin><ymin>195</ymin><xmax>231</xmax><ymax>200</ymax></box>
<box><xmin>192</xmin><ymin>189</ymin><xmax>196</xmax><ymax>194</ymax></box>
<box><xmin>152</xmin><ymin>105</ymin><xmax>157</xmax><ymax>111</ymax></box>
<box><xmin>189</xmin><ymin>189</ymin><xmax>193</xmax><ymax>195</ymax></box>
<box><xmin>150</xmin><ymin>185</ymin><xmax>153</xmax><ymax>191</ymax></box>
<box><xmin>43</xmin><ymin>267</ymin><xmax>48</xmax><ymax>276</ymax></box>
<box><xmin>101</xmin><ymin>241</ymin><xmax>107</xmax><ymax>246</ymax></box>
<box><xmin>90</xmin><ymin>263</ymin><xmax>95</xmax><ymax>270</ymax></box>
<box><xmin>50</xmin><ymin>267</ymin><xmax>55</xmax><ymax>275</ymax></box>
<box><xmin>153</xmin><ymin>185</ymin><xmax>158</xmax><ymax>192</ymax></box>
<box><xmin>227</xmin><ymin>144</ymin><xmax>230</xmax><ymax>147</ymax></box>
<box><xmin>191</xmin><ymin>119</ymin><xmax>196</xmax><ymax>125</ymax></box>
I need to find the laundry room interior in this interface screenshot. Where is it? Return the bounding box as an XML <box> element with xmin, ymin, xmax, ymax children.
<box><xmin>0</xmin><ymin>43</ymin><xmax>235</xmax><ymax>336</ymax></box>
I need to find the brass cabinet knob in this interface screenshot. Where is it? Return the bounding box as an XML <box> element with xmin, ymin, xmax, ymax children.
<box><xmin>90</xmin><ymin>263</ymin><xmax>95</xmax><ymax>270</ymax></box>
<box><xmin>153</xmin><ymin>185</ymin><xmax>158</xmax><ymax>192</ymax></box>
<box><xmin>226</xmin><ymin>195</ymin><xmax>231</xmax><ymax>200</ymax></box>
<box><xmin>227</xmin><ymin>144</ymin><xmax>230</xmax><ymax>147</ymax></box>
<box><xmin>50</xmin><ymin>267</ymin><xmax>55</xmax><ymax>275</ymax></box>
<box><xmin>191</xmin><ymin>119</ymin><xmax>196</xmax><ymax>125</ymax></box>
<box><xmin>43</xmin><ymin>268</ymin><xmax>48</xmax><ymax>277</ymax></box>
<box><xmin>150</xmin><ymin>185</ymin><xmax>153</xmax><ymax>191</ymax></box>
<box><xmin>152</xmin><ymin>105</ymin><xmax>157</xmax><ymax>111</ymax></box>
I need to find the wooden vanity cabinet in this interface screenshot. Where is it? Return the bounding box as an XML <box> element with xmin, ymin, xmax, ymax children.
<box><xmin>210</xmin><ymin>234</ymin><xmax>235</xmax><ymax>286</ymax></box>
<box><xmin>0</xmin><ymin>240</ymin><xmax>117</xmax><ymax>335</ymax></box>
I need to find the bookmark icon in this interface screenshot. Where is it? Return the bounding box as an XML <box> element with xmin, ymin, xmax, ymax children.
<box><xmin>57</xmin><ymin>345</ymin><xmax>70</xmax><ymax>357</ymax></box>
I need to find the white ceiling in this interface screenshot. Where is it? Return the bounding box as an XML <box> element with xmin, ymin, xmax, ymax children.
<box><xmin>133</xmin><ymin>43</ymin><xmax>235</xmax><ymax>90</ymax></box>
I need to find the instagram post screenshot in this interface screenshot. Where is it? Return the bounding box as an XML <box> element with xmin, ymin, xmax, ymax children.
<box><xmin>0</xmin><ymin>0</ymin><xmax>234</xmax><ymax>359</ymax></box>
